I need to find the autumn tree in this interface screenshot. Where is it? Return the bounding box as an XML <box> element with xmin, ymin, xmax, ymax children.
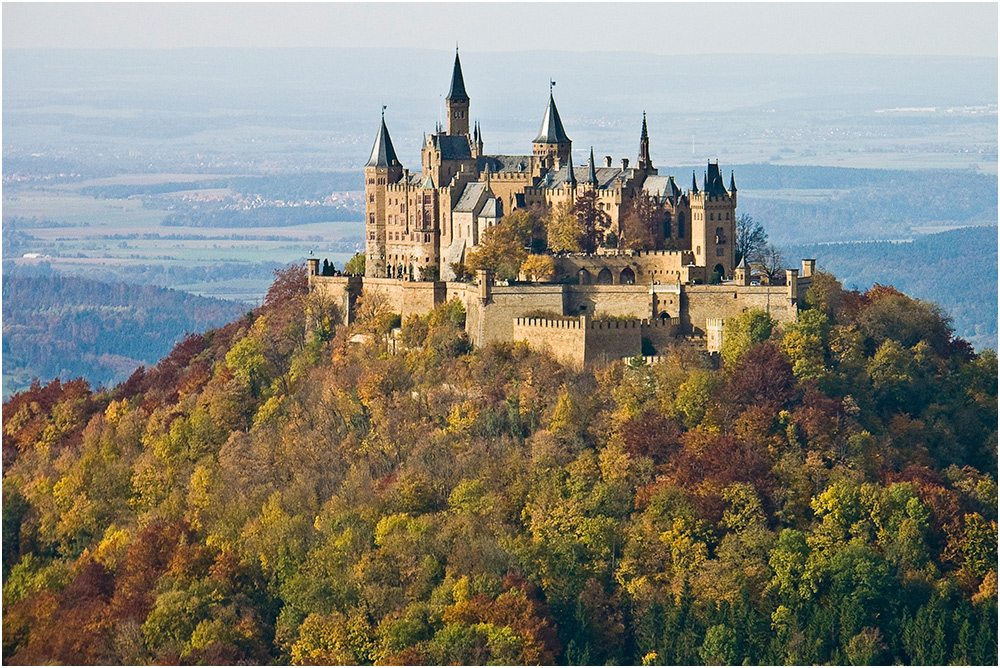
<box><xmin>546</xmin><ymin>201</ymin><xmax>584</xmax><ymax>253</ymax></box>
<box><xmin>735</xmin><ymin>214</ymin><xmax>768</xmax><ymax>267</ymax></box>
<box><xmin>620</xmin><ymin>191</ymin><xmax>658</xmax><ymax>251</ymax></box>
<box><xmin>571</xmin><ymin>190</ymin><xmax>609</xmax><ymax>254</ymax></box>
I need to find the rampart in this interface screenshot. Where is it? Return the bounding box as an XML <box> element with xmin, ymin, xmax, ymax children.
<box><xmin>512</xmin><ymin>315</ymin><xmax>680</xmax><ymax>369</ymax></box>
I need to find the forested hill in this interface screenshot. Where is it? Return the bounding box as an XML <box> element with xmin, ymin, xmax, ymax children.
<box><xmin>2</xmin><ymin>275</ymin><xmax>248</xmax><ymax>398</ymax></box>
<box><xmin>2</xmin><ymin>267</ymin><xmax>997</xmax><ymax>665</ymax></box>
<box><xmin>782</xmin><ymin>225</ymin><xmax>999</xmax><ymax>352</ymax></box>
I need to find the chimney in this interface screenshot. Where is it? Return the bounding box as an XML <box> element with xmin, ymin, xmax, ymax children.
<box><xmin>605</xmin><ymin>155</ymin><xmax>613</xmax><ymax>167</ymax></box>
<box><xmin>622</xmin><ymin>158</ymin><xmax>630</xmax><ymax>170</ymax></box>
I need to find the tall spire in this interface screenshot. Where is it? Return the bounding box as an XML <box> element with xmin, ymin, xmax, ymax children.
<box><xmin>729</xmin><ymin>170</ymin><xmax>737</xmax><ymax>193</ymax></box>
<box><xmin>565</xmin><ymin>149</ymin><xmax>576</xmax><ymax>188</ymax></box>
<box><xmin>588</xmin><ymin>147</ymin><xmax>599</xmax><ymax>188</ymax></box>
<box><xmin>366</xmin><ymin>114</ymin><xmax>400</xmax><ymax>168</ymax></box>
<box><xmin>691</xmin><ymin>171</ymin><xmax>699</xmax><ymax>193</ymax></box>
<box><xmin>638</xmin><ymin>111</ymin><xmax>652</xmax><ymax>171</ymax></box>
<box><xmin>446</xmin><ymin>49</ymin><xmax>469</xmax><ymax>102</ymax></box>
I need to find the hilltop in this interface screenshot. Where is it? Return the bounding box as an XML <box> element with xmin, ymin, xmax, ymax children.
<box><xmin>2</xmin><ymin>264</ymin><xmax>996</xmax><ymax>665</ymax></box>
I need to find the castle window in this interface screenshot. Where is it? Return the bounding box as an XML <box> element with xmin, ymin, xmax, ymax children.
<box><xmin>710</xmin><ymin>212</ymin><xmax>714</xmax><ymax>221</ymax></box>
<box><xmin>369</xmin><ymin>231</ymin><xmax>375</xmax><ymax>240</ymax></box>
<box><xmin>726</xmin><ymin>212</ymin><xmax>730</xmax><ymax>220</ymax></box>
<box><xmin>369</xmin><ymin>213</ymin><xmax>375</xmax><ymax>225</ymax></box>
<box><xmin>716</xmin><ymin>248</ymin><xmax>724</xmax><ymax>256</ymax></box>
<box><xmin>369</xmin><ymin>193</ymin><xmax>374</xmax><ymax>202</ymax></box>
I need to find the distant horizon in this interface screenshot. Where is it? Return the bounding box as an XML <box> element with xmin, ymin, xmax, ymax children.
<box><xmin>2</xmin><ymin>45</ymin><xmax>998</xmax><ymax>61</ymax></box>
<box><xmin>3</xmin><ymin>2</ymin><xmax>996</xmax><ymax>57</ymax></box>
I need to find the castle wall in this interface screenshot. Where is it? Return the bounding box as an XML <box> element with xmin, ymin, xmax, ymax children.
<box><xmin>308</xmin><ymin>274</ymin><xmax>362</xmax><ymax>324</ymax></box>
<box><xmin>513</xmin><ymin>317</ymin><xmax>589</xmax><ymax>369</ymax></box>
<box><xmin>583</xmin><ymin>319</ymin><xmax>643</xmax><ymax>367</ymax></box>
<box><xmin>469</xmin><ymin>284</ymin><xmax>567</xmax><ymax>347</ymax></box>
<box><xmin>361</xmin><ymin>278</ymin><xmax>446</xmax><ymax>320</ymax></box>
<box><xmin>683</xmin><ymin>285</ymin><xmax>796</xmax><ymax>336</ymax></box>
<box><xmin>566</xmin><ymin>285</ymin><xmax>652</xmax><ymax>319</ymax></box>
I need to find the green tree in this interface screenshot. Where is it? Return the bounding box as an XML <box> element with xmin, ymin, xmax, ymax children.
<box><xmin>720</xmin><ymin>309</ymin><xmax>776</xmax><ymax>366</ymax></box>
<box><xmin>546</xmin><ymin>201</ymin><xmax>584</xmax><ymax>253</ymax></box>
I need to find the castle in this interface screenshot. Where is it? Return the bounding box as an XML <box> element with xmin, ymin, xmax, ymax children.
<box><xmin>310</xmin><ymin>51</ymin><xmax>816</xmax><ymax>368</ymax></box>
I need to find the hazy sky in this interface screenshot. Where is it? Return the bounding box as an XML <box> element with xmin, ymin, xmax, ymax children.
<box><xmin>2</xmin><ymin>2</ymin><xmax>997</xmax><ymax>57</ymax></box>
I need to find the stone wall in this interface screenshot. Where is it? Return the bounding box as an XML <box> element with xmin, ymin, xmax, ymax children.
<box><xmin>472</xmin><ymin>284</ymin><xmax>567</xmax><ymax>347</ymax></box>
<box><xmin>513</xmin><ymin>316</ymin><xmax>589</xmax><ymax>369</ymax></box>
<box><xmin>566</xmin><ymin>285</ymin><xmax>652</xmax><ymax>319</ymax></box>
<box><xmin>684</xmin><ymin>285</ymin><xmax>796</xmax><ymax>336</ymax></box>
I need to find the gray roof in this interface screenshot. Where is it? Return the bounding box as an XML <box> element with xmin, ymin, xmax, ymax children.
<box><xmin>480</xmin><ymin>196</ymin><xmax>502</xmax><ymax>219</ymax></box>
<box><xmin>643</xmin><ymin>175</ymin><xmax>683</xmax><ymax>201</ymax></box>
<box><xmin>453</xmin><ymin>182</ymin><xmax>486</xmax><ymax>212</ymax></box>
<box><xmin>533</xmin><ymin>94</ymin><xmax>571</xmax><ymax>144</ymax></box>
<box><xmin>365</xmin><ymin>117</ymin><xmax>400</xmax><ymax>168</ymax></box>
<box><xmin>705</xmin><ymin>162</ymin><xmax>729</xmax><ymax>197</ymax></box>
<box><xmin>477</xmin><ymin>154</ymin><xmax>532</xmax><ymax>173</ymax></box>
<box><xmin>432</xmin><ymin>134</ymin><xmax>472</xmax><ymax>160</ymax></box>
<box><xmin>543</xmin><ymin>164</ymin><xmax>625</xmax><ymax>190</ymax></box>
<box><xmin>446</xmin><ymin>52</ymin><xmax>469</xmax><ymax>102</ymax></box>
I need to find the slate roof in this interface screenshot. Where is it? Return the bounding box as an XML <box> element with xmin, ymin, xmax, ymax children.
<box><xmin>453</xmin><ymin>182</ymin><xmax>486</xmax><ymax>212</ymax></box>
<box><xmin>432</xmin><ymin>134</ymin><xmax>472</xmax><ymax>160</ymax></box>
<box><xmin>705</xmin><ymin>162</ymin><xmax>729</xmax><ymax>197</ymax></box>
<box><xmin>643</xmin><ymin>175</ymin><xmax>683</xmax><ymax>201</ymax></box>
<box><xmin>365</xmin><ymin>117</ymin><xmax>400</xmax><ymax>168</ymax></box>
<box><xmin>534</xmin><ymin>94</ymin><xmax>571</xmax><ymax>144</ymax></box>
<box><xmin>480</xmin><ymin>196</ymin><xmax>502</xmax><ymax>219</ymax></box>
<box><xmin>477</xmin><ymin>155</ymin><xmax>532</xmax><ymax>173</ymax></box>
<box><xmin>446</xmin><ymin>52</ymin><xmax>470</xmax><ymax>102</ymax></box>
<box><xmin>543</xmin><ymin>165</ymin><xmax>625</xmax><ymax>190</ymax></box>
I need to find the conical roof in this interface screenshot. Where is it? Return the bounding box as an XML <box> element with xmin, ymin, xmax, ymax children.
<box><xmin>588</xmin><ymin>147</ymin><xmax>598</xmax><ymax>187</ymax></box>
<box><xmin>365</xmin><ymin>115</ymin><xmax>400</xmax><ymax>168</ymax></box>
<box><xmin>565</xmin><ymin>150</ymin><xmax>576</xmax><ymax>187</ymax></box>
<box><xmin>446</xmin><ymin>51</ymin><xmax>469</xmax><ymax>102</ymax></box>
<box><xmin>534</xmin><ymin>93</ymin><xmax>571</xmax><ymax>144</ymax></box>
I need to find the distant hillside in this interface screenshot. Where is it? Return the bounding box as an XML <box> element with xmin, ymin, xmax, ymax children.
<box><xmin>1</xmin><ymin>275</ymin><xmax>248</xmax><ymax>397</ymax></box>
<box><xmin>782</xmin><ymin>226</ymin><xmax>998</xmax><ymax>350</ymax></box>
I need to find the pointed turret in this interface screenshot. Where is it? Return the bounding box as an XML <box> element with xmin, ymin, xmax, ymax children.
<box><xmin>729</xmin><ymin>171</ymin><xmax>737</xmax><ymax>193</ymax></box>
<box><xmin>533</xmin><ymin>89</ymin><xmax>572</xmax><ymax>169</ymax></box>
<box><xmin>446</xmin><ymin>49</ymin><xmax>469</xmax><ymax>102</ymax></box>
<box><xmin>534</xmin><ymin>93</ymin><xmax>571</xmax><ymax>144</ymax></box>
<box><xmin>691</xmin><ymin>171</ymin><xmax>699</xmax><ymax>194</ymax></box>
<box><xmin>588</xmin><ymin>147</ymin><xmax>599</xmax><ymax>188</ymax></box>
<box><xmin>445</xmin><ymin>49</ymin><xmax>470</xmax><ymax>136</ymax></box>
<box><xmin>366</xmin><ymin>113</ymin><xmax>400</xmax><ymax>168</ymax></box>
<box><xmin>637</xmin><ymin>111</ymin><xmax>653</xmax><ymax>172</ymax></box>
<box><xmin>565</xmin><ymin>149</ymin><xmax>576</xmax><ymax>188</ymax></box>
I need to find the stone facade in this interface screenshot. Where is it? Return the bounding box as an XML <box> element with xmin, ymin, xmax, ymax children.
<box><xmin>363</xmin><ymin>51</ymin><xmax>738</xmax><ymax>283</ymax></box>
<box><xmin>308</xmin><ymin>53</ymin><xmax>820</xmax><ymax>367</ymax></box>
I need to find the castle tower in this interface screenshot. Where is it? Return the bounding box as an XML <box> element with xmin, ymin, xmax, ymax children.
<box><xmin>364</xmin><ymin>111</ymin><xmax>403</xmax><ymax>278</ymax></box>
<box><xmin>446</xmin><ymin>49</ymin><xmax>470</xmax><ymax>137</ymax></box>
<box><xmin>689</xmin><ymin>161</ymin><xmax>736</xmax><ymax>279</ymax></box>
<box><xmin>533</xmin><ymin>88</ymin><xmax>572</xmax><ymax>170</ymax></box>
<box><xmin>637</xmin><ymin>111</ymin><xmax>654</xmax><ymax>173</ymax></box>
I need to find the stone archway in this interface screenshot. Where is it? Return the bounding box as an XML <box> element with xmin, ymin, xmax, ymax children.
<box><xmin>597</xmin><ymin>267</ymin><xmax>614</xmax><ymax>285</ymax></box>
<box><xmin>578</xmin><ymin>268</ymin><xmax>591</xmax><ymax>285</ymax></box>
<box><xmin>713</xmin><ymin>263</ymin><xmax>726</xmax><ymax>280</ymax></box>
<box><xmin>620</xmin><ymin>267</ymin><xmax>636</xmax><ymax>285</ymax></box>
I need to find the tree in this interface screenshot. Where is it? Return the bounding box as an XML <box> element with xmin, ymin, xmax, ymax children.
<box><xmin>520</xmin><ymin>254</ymin><xmax>555</xmax><ymax>282</ymax></box>
<box><xmin>735</xmin><ymin>214</ymin><xmax>768</xmax><ymax>267</ymax></box>
<box><xmin>466</xmin><ymin>210</ymin><xmax>541</xmax><ymax>281</ymax></box>
<box><xmin>572</xmin><ymin>190</ymin><xmax>609</xmax><ymax>253</ymax></box>
<box><xmin>344</xmin><ymin>253</ymin><xmax>366</xmax><ymax>276</ymax></box>
<box><xmin>720</xmin><ymin>309</ymin><xmax>776</xmax><ymax>367</ymax></box>
<box><xmin>546</xmin><ymin>202</ymin><xmax>584</xmax><ymax>253</ymax></box>
<box><xmin>756</xmin><ymin>245</ymin><xmax>786</xmax><ymax>285</ymax></box>
<box><xmin>620</xmin><ymin>192</ymin><xmax>657</xmax><ymax>251</ymax></box>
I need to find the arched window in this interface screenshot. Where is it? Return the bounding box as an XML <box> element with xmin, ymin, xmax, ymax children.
<box><xmin>620</xmin><ymin>267</ymin><xmax>636</xmax><ymax>285</ymax></box>
<box><xmin>597</xmin><ymin>267</ymin><xmax>613</xmax><ymax>284</ymax></box>
<box><xmin>578</xmin><ymin>268</ymin><xmax>591</xmax><ymax>285</ymax></box>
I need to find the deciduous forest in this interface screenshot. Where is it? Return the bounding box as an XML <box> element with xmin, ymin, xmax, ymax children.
<box><xmin>2</xmin><ymin>266</ymin><xmax>996</xmax><ymax>665</ymax></box>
